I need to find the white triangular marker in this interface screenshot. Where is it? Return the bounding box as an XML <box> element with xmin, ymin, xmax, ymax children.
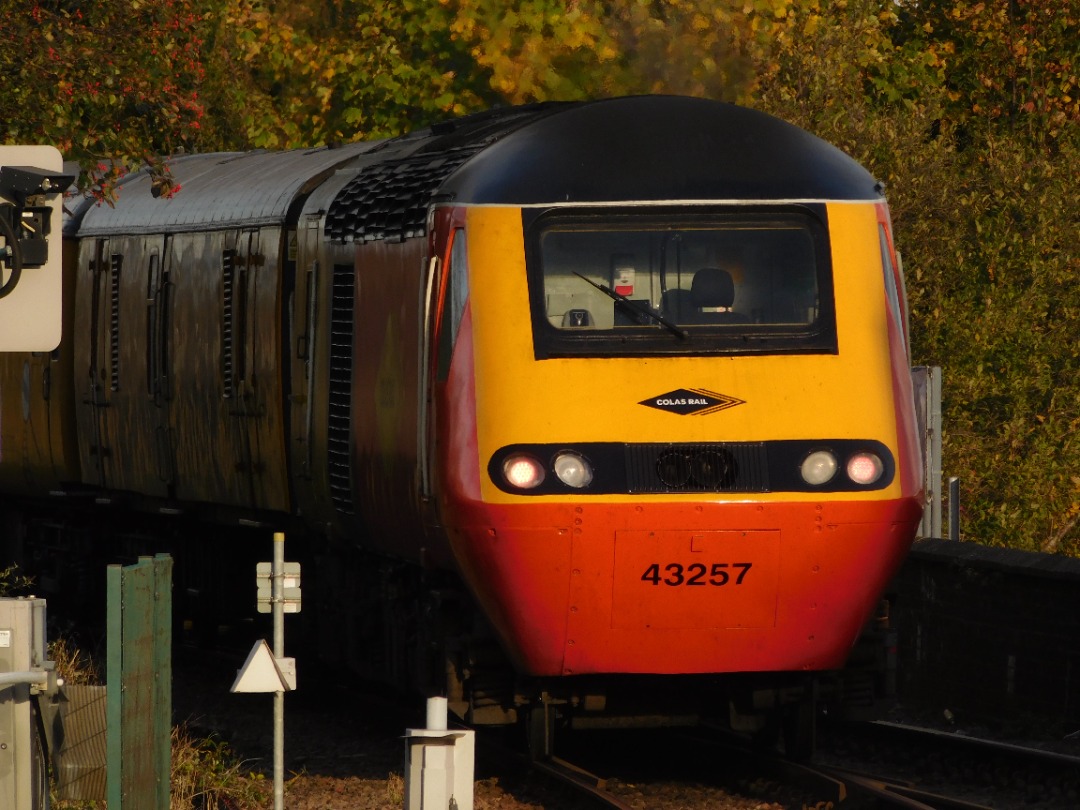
<box><xmin>230</xmin><ymin>640</ymin><xmax>296</xmax><ymax>693</ymax></box>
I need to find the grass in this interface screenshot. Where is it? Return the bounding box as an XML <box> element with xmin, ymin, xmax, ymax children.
<box><xmin>50</xmin><ymin>722</ymin><xmax>270</xmax><ymax>810</ymax></box>
<box><xmin>48</xmin><ymin>637</ymin><xmax>269</xmax><ymax>810</ymax></box>
<box><xmin>169</xmin><ymin>725</ymin><xmax>268</xmax><ymax>810</ymax></box>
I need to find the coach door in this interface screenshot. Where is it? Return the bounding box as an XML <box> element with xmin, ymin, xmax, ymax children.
<box><xmin>76</xmin><ymin>235</ymin><xmax>174</xmax><ymax>499</ymax></box>
<box><xmin>142</xmin><ymin>236</ymin><xmax>176</xmax><ymax>498</ymax></box>
<box><xmin>232</xmin><ymin>227</ymin><xmax>289</xmax><ymax>513</ymax></box>
<box><xmin>75</xmin><ymin>238</ymin><xmax>111</xmax><ymax>491</ymax></box>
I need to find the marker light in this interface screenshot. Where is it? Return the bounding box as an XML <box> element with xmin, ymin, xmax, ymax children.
<box><xmin>553</xmin><ymin>452</ymin><xmax>594</xmax><ymax>488</ymax></box>
<box><xmin>503</xmin><ymin>454</ymin><xmax>545</xmax><ymax>489</ymax></box>
<box><xmin>800</xmin><ymin>450</ymin><xmax>838</xmax><ymax>485</ymax></box>
<box><xmin>847</xmin><ymin>452</ymin><xmax>884</xmax><ymax>485</ymax></box>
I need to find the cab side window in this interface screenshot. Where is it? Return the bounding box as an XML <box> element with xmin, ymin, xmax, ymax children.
<box><xmin>436</xmin><ymin>228</ymin><xmax>468</xmax><ymax>381</ymax></box>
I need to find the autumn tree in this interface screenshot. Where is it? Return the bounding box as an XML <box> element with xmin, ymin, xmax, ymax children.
<box><xmin>749</xmin><ymin>0</ymin><xmax>1079</xmax><ymax>554</ymax></box>
<box><xmin>219</xmin><ymin>0</ymin><xmax>793</xmax><ymax>144</ymax></box>
<box><xmin>877</xmin><ymin>2</ymin><xmax>1079</xmax><ymax>555</ymax></box>
<box><xmin>892</xmin><ymin>0</ymin><xmax>1079</xmax><ymax>146</ymax></box>
<box><xmin>444</xmin><ymin>0</ymin><xmax>790</xmax><ymax>103</ymax></box>
<box><xmin>221</xmin><ymin>0</ymin><xmax>499</xmax><ymax>148</ymax></box>
<box><xmin>0</xmin><ymin>0</ymin><xmax>253</xmax><ymax>199</ymax></box>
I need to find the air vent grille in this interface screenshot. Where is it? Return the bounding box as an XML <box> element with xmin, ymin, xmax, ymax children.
<box><xmin>625</xmin><ymin>443</ymin><xmax>769</xmax><ymax>493</ymax></box>
<box><xmin>327</xmin><ymin>263</ymin><xmax>356</xmax><ymax>514</ymax></box>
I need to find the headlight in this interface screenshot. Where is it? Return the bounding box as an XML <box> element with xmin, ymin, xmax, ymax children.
<box><xmin>503</xmin><ymin>453</ymin><xmax>545</xmax><ymax>489</ymax></box>
<box><xmin>553</xmin><ymin>452</ymin><xmax>593</xmax><ymax>488</ymax></box>
<box><xmin>846</xmin><ymin>452</ymin><xmax>883</xmax><ymax>485</ymax></box>
<box><xmin>800</xmin><ymin>450</ymin><xmax>838</xmax><ymax>485</ymax></box>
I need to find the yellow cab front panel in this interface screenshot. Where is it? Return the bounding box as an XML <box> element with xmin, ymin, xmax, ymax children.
<box><xmin>435</xmin><ymin>199</ymin><xmax>922</xmax><ymax>678</ymax></box>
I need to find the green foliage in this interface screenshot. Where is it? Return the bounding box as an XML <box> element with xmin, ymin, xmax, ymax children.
<box><xmin>902</xmin><ymin>133</ymin><xmax>1080</xmax><ymax>555</ymax></box>
<box><xmin>169</xmin><ymin>726</ymin><xmax>267</xmax><ymax>810</ymax></box>
<box><xmin>0</xmin><ymin>564</ymin><xmax>33</xmax><ymax>596</ymax></box>
<box><xmin>752</xmin><ymin>0</ymin><xmax>1080</xmax><ymax>554</ymax></box>
<box><xmin>445</xmin><ymin>0</ymin><xmax>778</xmax><ymax>102</ymax></box>
<box><xmin>892</xmin><ymin>0</ymin><xmax>1080</xmax><ymax>144</ymax></box>
<box><xmin>223</xmin><ymin>0</ymin><xmax>498</xmax><ymax>147</ymax></box>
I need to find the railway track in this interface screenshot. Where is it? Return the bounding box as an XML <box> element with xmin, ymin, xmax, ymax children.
<box><xmin>531</xmin><ymin>756</ymin><xmax>639</xmax><ymax>810</ymax></box>
<box><xmin>781</xmin><ymin>758</ymin><xmax>997</xmax><ymax>809</ymax></box>
<box><xmin>512</xmin><ymin>719</ymin><xmax>1080</xmax><ymax>809</ymax></box>
<box><xmin>815</xmin><ymin>719</ymin><xmax>1080</xmax><ymax>809</ymax></box>
<box><xmin>514</xmin><ymin>726</ymin><xmax>841</xmax><ymax>808</ymax></box>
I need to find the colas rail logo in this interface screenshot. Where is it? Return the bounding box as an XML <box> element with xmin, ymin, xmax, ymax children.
<box><xmin>639</xmin><ymin>388</ymin><xmax>745</xmax><ymax>416</ymax></box>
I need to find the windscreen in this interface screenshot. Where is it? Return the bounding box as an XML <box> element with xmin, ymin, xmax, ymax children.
<box><xmin>525</xmin><ymin>206</ymin><xmax>837</xmax><ymax>358</ymax></box>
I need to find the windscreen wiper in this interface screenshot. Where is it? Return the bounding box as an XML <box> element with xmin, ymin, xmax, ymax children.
<box><xmin>573</xmin><ymin>273</ymin><xmax>687</xmax><ymax>340</ymax></box>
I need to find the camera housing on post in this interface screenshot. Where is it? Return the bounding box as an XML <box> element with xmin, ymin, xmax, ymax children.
<box><xmin>0</xmin><ymin>165</ymin><xmax>75</xmax><ymax>270</ymax></box>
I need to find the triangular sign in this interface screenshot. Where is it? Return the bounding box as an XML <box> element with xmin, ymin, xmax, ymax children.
<box><xmin>230</xmin><ymin>639</ymin><xmax>294</xmax><ymax>693</ymax></box>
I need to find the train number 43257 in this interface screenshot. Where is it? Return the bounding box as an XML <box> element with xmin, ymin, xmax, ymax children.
<box><xmin>641</xmin><ymin>562</ymin><xmax>753</xmax><ymax>587</ymax></box>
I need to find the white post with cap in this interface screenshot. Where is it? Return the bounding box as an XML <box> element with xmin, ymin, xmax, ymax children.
<box><xmin>404</xmin><ymin>696</ymin><xmax>474</xmax><ymax>809</ymax></box>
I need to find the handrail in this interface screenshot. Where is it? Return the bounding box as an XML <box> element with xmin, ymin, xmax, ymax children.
<box><xmin>0</xmin><ymin>670</ymin><xmax>48</xmax><ymax>688</ymax></box>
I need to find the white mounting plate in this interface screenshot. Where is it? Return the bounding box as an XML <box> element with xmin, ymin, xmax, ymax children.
<box><xmin>0</xmin><ymin>145</ymin><xmax>65</xmax><ymax>352</ymax></box>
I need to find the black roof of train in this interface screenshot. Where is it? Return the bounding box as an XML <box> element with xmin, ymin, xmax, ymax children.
<box><xmin>77</xmin><ymin>141</ymin><xmax>380</xmax><ymax>236</ymax></box>
<box><xmin>78</xmin><ymin>96</ymin><xmax>882</xmax><ymax>239</ymax></box>
<box><xmin>443</xmin><ymin>95</ymin><xmax>880</xmax><ymax>205</ymax></box>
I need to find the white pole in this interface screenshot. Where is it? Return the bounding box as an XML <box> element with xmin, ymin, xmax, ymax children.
<box><xmin>273</xmin><ymin>532</ymin><xmax>285</xmax><ymax>810</ymax></box>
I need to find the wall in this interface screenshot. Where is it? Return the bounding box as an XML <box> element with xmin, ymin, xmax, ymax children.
<box><xmin>891</xmin><ymin>539</ymin><xmax>1080</xmax><ymax>734</ymax></box>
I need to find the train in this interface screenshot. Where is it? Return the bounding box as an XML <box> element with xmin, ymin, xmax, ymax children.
<box><xmin>0</xmin><ymin>95</ymin><xmax>924</xmax><ymax>756</ymax></box>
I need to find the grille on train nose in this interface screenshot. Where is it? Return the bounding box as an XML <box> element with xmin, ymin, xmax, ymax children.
<box><xmin>626</xmin><ymin>443</ymin><xmax>768</xmax><ymax>493</ymax></box>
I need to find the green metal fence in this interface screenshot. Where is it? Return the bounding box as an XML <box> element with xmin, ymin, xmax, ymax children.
<box><xmin>107</xmin><ymin>554</ymin><xmax>172</xmax><ymax>810</ymax></box>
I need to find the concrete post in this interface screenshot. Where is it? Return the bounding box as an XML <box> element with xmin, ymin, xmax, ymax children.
<box><xmin>404</xmin><ymin>696</ymin><xmax>475</xmax><ymax>810</ymax></box>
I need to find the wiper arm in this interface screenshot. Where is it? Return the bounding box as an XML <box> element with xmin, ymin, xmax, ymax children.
<box><xmin>573</xmin><ymin>273</ymin><xmax>687</xmax><ymax>340</ymax></box>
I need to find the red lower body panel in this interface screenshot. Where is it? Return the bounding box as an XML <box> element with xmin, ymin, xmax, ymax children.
<box><xmin>448</xmin><ymin>498</ymin><xmax>921</xmax><ymax>677</ymax></box>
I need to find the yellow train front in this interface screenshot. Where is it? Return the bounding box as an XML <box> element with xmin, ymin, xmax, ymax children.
<box><xmin>409</xmin><ymin>97</ymin><xmax>923</xmax><ymax>743</ymax></box>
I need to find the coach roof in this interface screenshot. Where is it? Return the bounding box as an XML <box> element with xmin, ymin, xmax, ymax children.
<box><xmin>78</xmin><ymin>96</ymin><xmax>880</xmax><ymax>239</ymax></box>
<box><xmin>77</xmin><ymin>141</ymin><xmax>379</xmax><ymax>236</ymax></box>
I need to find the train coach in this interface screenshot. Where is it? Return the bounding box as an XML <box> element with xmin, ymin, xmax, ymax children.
<box><xmin>0</xmin><ymin>95</ymin><xmax>923</xmax><ymax>755</ymax></box>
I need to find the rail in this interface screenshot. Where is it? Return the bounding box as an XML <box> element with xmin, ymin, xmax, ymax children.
<box><xmin>531</xmin><ymin>756</ymin><xmax>638</xmax><ymax>810</ymax></box>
